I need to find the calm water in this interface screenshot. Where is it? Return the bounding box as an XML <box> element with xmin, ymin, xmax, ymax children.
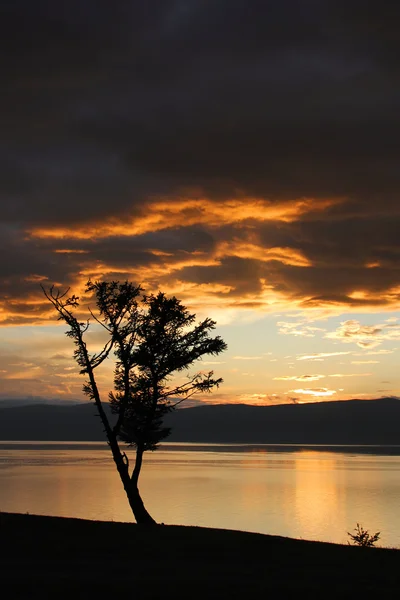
<box><xmin>1</xmin><ymin>442</ymin><xmax>399</xmax><ymax>548</ymax></box>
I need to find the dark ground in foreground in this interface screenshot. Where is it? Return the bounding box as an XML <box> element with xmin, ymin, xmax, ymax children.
<box><xmin>1</xmin><ymin>512</ymin><xmax>399</xmax><ymax>599</ymax></box>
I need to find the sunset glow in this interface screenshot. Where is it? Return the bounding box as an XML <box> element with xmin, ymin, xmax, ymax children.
<box><xmin>1</xmin><ymin>1</ymin><xmax>399</xmax><ymax>408</ymax></box>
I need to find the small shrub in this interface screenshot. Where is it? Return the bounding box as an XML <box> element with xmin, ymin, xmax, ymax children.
<box><xmin>347</xmin><ymin>523</ymin><xmax>380</xmax><ymax>547</ymax></box>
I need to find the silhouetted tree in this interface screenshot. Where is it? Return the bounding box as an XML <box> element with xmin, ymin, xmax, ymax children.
<box><xmin>43</xmin><ymin>281</ymin><xmax>227</xmax><ymax>525</ymax></box>
<box><xmin>347</xmin><ymin>523</ymin><xmax>381</xmax><ymax>547</ymax></box>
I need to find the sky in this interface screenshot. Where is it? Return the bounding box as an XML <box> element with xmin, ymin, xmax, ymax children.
<box><xmin>0</xmin><ymin>1</ymin><xmax>399</xmax><ymax>406</ymax></box>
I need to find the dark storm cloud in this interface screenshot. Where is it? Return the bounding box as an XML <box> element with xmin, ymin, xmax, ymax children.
<box><xmin>178</xmin><ymin>257</ymin><xmax>265</xmax><ymax>296</ymax></box>
<box><xmin>256</xmin><ymin>216</ymin><xmax>400</xmax><ymax>268</ymax></box>
<box><xmin>87</xmin><ymin>226</ymin><xmax>216</xmax><ymax>261</ymax></box>
<box><xmin>2</xmin><ymin>0</ymin><xmax>400</xmax><ymax>220</ymax></box>
<box><xmin>0</xmin><ymin>1</ymin><xmax>399</xmax><ymax>317</ymax></box>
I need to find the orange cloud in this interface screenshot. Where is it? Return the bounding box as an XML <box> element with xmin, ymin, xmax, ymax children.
<box><xmin>216</xmin><ymin>241</ymin><xmax>311</xmax><ymax>266</ymax></box>
<box><xmin>29</xmin><ymin>196</ymin><xmax>343</xmax><ymax>240</ymax></box>
<box><xmin>0</xmin><ymin>297</ymin><xmax>53</xmax><ymax>325</ymax></box>
<box><xmin>301</xmin><ymin>285</ymin><xmax>400</xmax><ymax>310</ymax></box>
<box><xmin>2</xmin><ymin>189</ymin><xmax>397</xmax><ymax>328</ymax></box>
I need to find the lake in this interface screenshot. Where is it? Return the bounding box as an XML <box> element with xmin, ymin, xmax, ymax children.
<box><xmin>1</xmin><ymin>442</ymin><xmax>399</xmax><ymax>548</ymax></box>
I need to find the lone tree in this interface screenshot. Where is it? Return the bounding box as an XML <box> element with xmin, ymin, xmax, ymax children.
<box><xmin>43</xmin><ymin>281</ymin><xmax>227</xmax><ymax>525</ymax></box>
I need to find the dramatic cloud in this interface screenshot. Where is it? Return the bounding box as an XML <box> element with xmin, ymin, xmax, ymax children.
<box><xmin>29</xmin><ymin>197</ymin><xmax>338</xmax><ymax>240</ymax></box>
<box><xmin>0</xmin><ymin>1</ymin><xmax>399</xmax><ymax>404</ymax></box>
<box><xmin>0</xmin><ymin>0</ymin><xmax>399</xmax><ymax>326</ymax></box>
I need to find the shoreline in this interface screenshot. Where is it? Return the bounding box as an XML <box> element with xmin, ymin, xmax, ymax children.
<box><xmin>2</xmin><ymin>439</ymin><xmax>400</xmax><ymax>455</ymax></box>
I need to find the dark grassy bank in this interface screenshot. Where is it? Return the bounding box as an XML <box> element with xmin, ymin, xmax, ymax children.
<box><xmin>2</xmin><ymin>513</ymin><xmax>399</xmax><ymax>598</ymax></box>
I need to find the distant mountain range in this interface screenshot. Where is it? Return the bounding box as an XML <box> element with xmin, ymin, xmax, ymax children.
<box><xmin>0</xmin><ymin>397</ymin><xmax>81</xmax><ymax>408</ymax></box>
<box><xmin>0</xmin><ymin>397</ymin><xmax>399</xmax><ymax>445</ymax></box>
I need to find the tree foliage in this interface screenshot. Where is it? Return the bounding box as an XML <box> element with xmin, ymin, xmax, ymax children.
<box><xmin>105</xmin><ymin>285</ymin><xmax>226</xmax><ymax>450</ymax></box>
<box><xmin>43</xmin><ymin>280</ymin><xmax>227</xmax><ymax>524</ymax></box>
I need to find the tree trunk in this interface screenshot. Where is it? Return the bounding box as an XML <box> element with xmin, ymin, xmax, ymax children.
<box><xmin>115</xmin><ymin>462</ymin><xmax>156</xmax><ymax>524</ymax></box>
<box><xmin>125</xmin><ymin>443</ymin><xmax>156</xmax><ymax>524</ymax></box>
<box><xmin>112</xmin><ymin>442</ymin><xmax>156</xmax><ymax>525</ymax></box>
<box><xmin>125</xmin><ymin>483</ymin><xmax>156</xmax><ymax>525</ymax></box>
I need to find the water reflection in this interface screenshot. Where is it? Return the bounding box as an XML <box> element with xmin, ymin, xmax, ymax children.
<box><xmin>292</xmin><ymin>453</ymin><xmax>342</xmax><ymax>542</ymax></box>
<box><xmin>0</xmin><ymin>442</ymin><xmax>399</xmax><ymax>548</ymax></box>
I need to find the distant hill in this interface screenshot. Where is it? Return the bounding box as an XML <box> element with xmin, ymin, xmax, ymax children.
<box><xmin>166</xmin><ymin>398</ymin><xmax>400</xmax><ymax>445</ymax></box>
<box><xmin>0</xmin><ymin>402</ymin><xmax>109</xmax><ymax>441</ymax></box>
<box><xmin>0</xmin><ymin>398</ymin><xmax>399</xmax><ymax>444</ymax></box>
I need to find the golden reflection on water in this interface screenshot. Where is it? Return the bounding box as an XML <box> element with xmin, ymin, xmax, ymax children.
<box><xmin>292</xmin><ymin>451</ymin><xmax>344</xmax><ymax>542</ymax></box>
